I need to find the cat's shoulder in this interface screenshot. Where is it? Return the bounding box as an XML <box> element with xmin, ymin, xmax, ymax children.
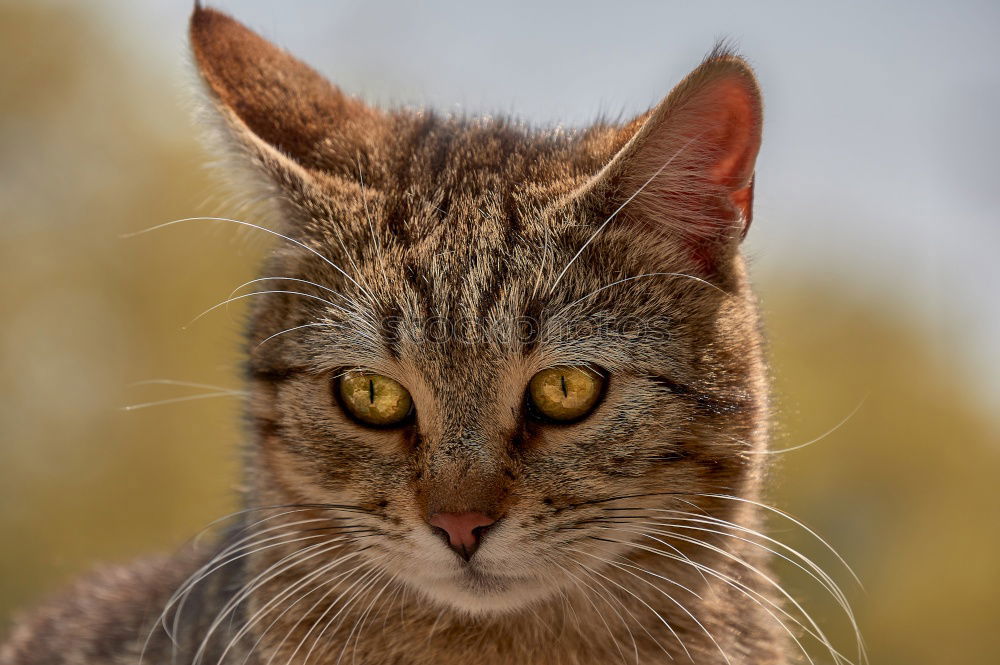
<box><xmin>0</xmin><ymin>552</ymin><xmax>198</xmax><ymax>665</ymax></box>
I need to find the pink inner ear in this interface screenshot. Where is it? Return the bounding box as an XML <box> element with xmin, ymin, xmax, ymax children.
<box><xmin>706</xmin><ymin>79</ymin><xmax>759</xmax><ymax>189</ymax></box>
<box><xmin>702</xmin><ymin>79</ymin><xmax>760</xmax><ymax>226</ymax></box>
<box><xmin>595</xmin><ymin>56</ymin><xmax>763</xmax><ymax>272</ymax></box>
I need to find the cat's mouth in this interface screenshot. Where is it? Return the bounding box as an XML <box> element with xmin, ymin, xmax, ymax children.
<box><xmin>455</xmin><ymin>566</ymin><xmax>527</xmax><ymax>590</ymax></box>
<box><xmin>402</xmin><ymin>559</ymin><xmax>552</xmax><ymax>614</ymax></box>
<box><xmin>420</xmin><ymin>559</ymin><xmax>527</xmax><ymax>589</ymax></box>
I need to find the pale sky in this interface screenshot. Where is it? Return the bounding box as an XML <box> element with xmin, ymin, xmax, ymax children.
<box><xmin>114</xmin><ymin>0</ymin><xmax>1000</xmax><ymax>404</ymax></box>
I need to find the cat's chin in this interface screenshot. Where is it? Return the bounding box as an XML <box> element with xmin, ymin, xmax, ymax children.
<box><xmin>409</xmin><ymin>568</ymin><xmax>555</xmax><ymax>616</ymax></box>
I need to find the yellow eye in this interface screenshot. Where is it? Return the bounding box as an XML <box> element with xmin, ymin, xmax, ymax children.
<box><xmin>527</xmin><ymin>366</ymin><xmax>605</xmax><ymax>423</ymax></box>
<box><xmin>336</xmin><ymin>371</ymin><xmax>413</xmax><ymax>427</ymax></box>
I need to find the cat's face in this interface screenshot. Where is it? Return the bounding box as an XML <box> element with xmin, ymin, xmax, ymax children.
<box><xmin>192</xmin><ymin>9</ymin><xmax>766</xmax><ymax>615</ymax></box>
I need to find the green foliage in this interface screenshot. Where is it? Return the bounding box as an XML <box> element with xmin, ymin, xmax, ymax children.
<box><xmin>763</xmin><ymin>287</ymin><xmax>1000</xmax><ymax>662</ymax></box>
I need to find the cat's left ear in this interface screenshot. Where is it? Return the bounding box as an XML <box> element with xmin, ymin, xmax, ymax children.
<box><xmin>189</xmin><ymin>6</ymin><xmax>386</xmax><ymax>193</ymax></box>
<box><xmin>585</xmin><ymin>49</ymin><xmax>762</xmax><ymax>270</ymax></box>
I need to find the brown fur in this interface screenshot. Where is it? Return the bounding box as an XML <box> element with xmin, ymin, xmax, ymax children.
<box><xmin>2</xmin><ymin>5</ymin><xmax>809</xmax><ymax>664</ymax></box>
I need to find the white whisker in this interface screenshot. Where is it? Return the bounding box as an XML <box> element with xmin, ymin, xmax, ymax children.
<box><xmin>255</xmin><ymin>322</ymin><xmax>344</xmax><ymax>349</ymax></box>
<box><xmin>593</xmin><ymin>527</ymin><xmax>855</xmax><ymax>665</ymax></box>
<box><xmin>220</xmin><ymin>553</ymin><xmax>370</xmax><ymax>665</ymax></box>
<box><xmin>122</xmin><ymin>391</ymin><xmax>244</xmax><ymax>411</ymax></box>
<box><xmin>587</xmin><ymin>530</ymin><xmax>819</xmax><ymax>665</ymax></box>
<box><xmin>184</xmin><ymin>290</ymin><xmax>343</xmax><ymax>329</ymax></box>
<box><xmin>168</xmin><ymin>524</ymin><xmax>357</xmax><ymax>648</ymax></box>
<box><xmin>696</xmin><ymin>493</ymin><xmax>863</xmax><ymax>588</ymax></box>
<box><xmin>570</xmin><ymin>545</ymin><xmax>721</xmax><ymax>664</ymax></box>
<box><xmin>637</xmin><ymin>515</ymin><xmax>866</xmax><ymax>664</ymax></box>
<box><xmin>552</xmin><ymin>560</ymin><xmax>637</xmax><ymax>665</ymax></box>
<box><xmin>191</xmin><ymin>539</ymin><xmax>358</xmax><ymax>665</ymax></box>
<box><xmin>757</xmin><ymin>394</ymin><xmax>869</xmax><ymax>455</ymax></box>
<box><xmin>297</xmin><ymin>564</ymin><xmax>385</xmax><ymax>665</ymax></box>
<box><xmin>228</xmin><ymin>276</ymin><xmax>350</xmax><ymax>304</ymax></box>
<box><xmin>566</xmin><ymin>548</ymin><xmax>685</xmax><ymax>661</ymax></box>
<box><xmin>128</xmin><ymin>379</ymin><xmax>241</xmax><ymax>392</ymax></box>
<box><xmin>554</xmin><ymin>271</ymin><xmax>728</xmax><ymax>318</ymax></box>
<box><xmin>548</xmin><ymin>133</ymin><xmax>704</xmax><ymax>294</ymax></box>
<box><xmin>341</xmin><ymin>573</ymin><xmax>396</xmax><ymax>665</ymax></box>
<box><xmin>122</xmin><ymin>216</ymin><xmax>376</xmax><ymax>303</ymax></box>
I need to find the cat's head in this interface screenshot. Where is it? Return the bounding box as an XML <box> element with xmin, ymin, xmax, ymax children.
<box><xmin>191</xmin><ymin>7</ymin><xmax>766</xmax><ymax>615</ymax></box>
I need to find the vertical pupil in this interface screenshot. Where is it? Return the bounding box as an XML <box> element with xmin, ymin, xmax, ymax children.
<box><xmin>560</xmin><ymin>374</ymin><xmax>568</xmax><ymax>398</ymax></box>
<box><xmin>368</xmin><ymin>378</ymin><xmax>375</xmax><ymax>404</ymax></box>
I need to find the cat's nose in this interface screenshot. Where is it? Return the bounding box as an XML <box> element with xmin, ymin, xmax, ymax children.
<box><xmin>427</xmin><ymin>511</ymin><xmax>497</xmax><ymax>561</ymax></box>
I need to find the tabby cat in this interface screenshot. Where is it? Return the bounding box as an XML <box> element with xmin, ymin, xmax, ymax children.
<box><xmin>0</xmin><ymin>5</ymin><xmax>857</xmax><ymax>665</ymax></box>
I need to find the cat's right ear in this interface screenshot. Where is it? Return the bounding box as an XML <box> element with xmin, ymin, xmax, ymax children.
<box><xmin>189</xmin><ymin>6</ymin><xmax>385</xmax><ymax>194</ymax></box>
<box><xmin>579</xmin><ymin>48</ymin><xmax>763</xmax><ymax>274</ymax></box>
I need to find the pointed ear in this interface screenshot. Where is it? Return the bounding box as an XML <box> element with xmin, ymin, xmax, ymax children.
<box><xmin>587</xmin><ymin>49</ymin><xmax>763</xmax><ymax>269</ymax></box>
<box><xmin>189</xmin><ymin>6</ymin><xmax>385</xmax><ymax>182</ymax></box>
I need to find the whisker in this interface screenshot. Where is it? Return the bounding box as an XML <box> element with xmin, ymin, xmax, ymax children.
<box><xmin>355</xmin><ymin>156</ymin><xmax>385</xmax><ymax>273</ymax></box>
<box><xmin>530</xmin><ymin>224</ymin><xmax>552</xmax><ymax>301</ymax></box>
<box><xmin>184</xmin><ymin>290</ymin><xmax>343</xmax><ymax>329</ymax></box>
<box><xmin>121</xmin><ymin>216</ymin><xmax>376</xmax><ymax>303</ymax></box>
<box><xmin>341</xmin><ymin>573</ymin><xmax>396</xmax><ymax>665</ymax></box>
<box><xmin>187</xmin><ymin>505</ymin><xmax>374</xmax><ymax>556</ymax></box>
<box><xmin>150</xmin><ymin>520</ymin><xmax>335</xmax><ymax>653</ymax></box>
<box><xmin>128</xmin><ymin>379</ymin><xmax>242</xmax><ymax>392</ymax></box>
<box><xmin>236</xmin><ymin>576</ymin><xmax>332</xmax><ymax>665</ymax></box>
<box><xmin>228</xmin><ymin>276</ymin><xmax>350</xmax><ymax>302</ymax></box>
<box><xmin>376</xmin><ymin>581</ymin><xmax>407</xmax><ymax>648</ymax></box>
<box><xmin>552</xmin><ymin>560</ymin><xmax>637</xmax><ymax>665</ymax></box>
<box><xmin>122</xmin><ymin>391</ymin><xmax>244</xmax><ymax>411</ymax></box>
<box><xmin>586</xmin><ymin>532</ymin><xmax>819</xmax><ymax>665</ymax></box>
<box><xmin>554</xmin><ymin>271</ymin><xmax>729</xmax><ymax>318</ymax></box>
<box><xmin>694</xmin><ymin>493</ymin><xmax>863</xmax><ymax>588</ymax></box>
<box><xmin>755</xmin><ymin>394</ymin><xmax>869</xmax><ymax>455</ymax></box>
<box><xmin>549</xmin><ymin>572</ymin><xmax>583</xmax><ymax>646</ymax></box>
<box><xmin>255</xmin><ymin>322</ymin><xmax>345</xmax><ymax>350</ymax></box>
<box><xmin>591</xmin><ymin>527</ymin><xmax>855</xmax><ymax>665</ymax></box>
<box><xmin>566</xmin><ymin>548</ymin><xmax>685</xmax><ymax>661</ymax></box>
<box><xmin>569</xmin><ymin>545</ymin><xmax>723</xmax><ymax>664</ymax></box>
<box><xmin>221</xmin><ymin>552</ymin><xmax>372</xmax><ymax>665</ymax></box>
<box><xmin>298</xmin><ymin>564</ymin><xmax>386</xmax><ymax>665</ymax></box>
<box><xmin>661</xmin><ymin>511</ymin><xmax>864</xmax><ymax>664</ymax></box>
<box><xmin>571</xmin><ymin>558</ymin><xmax>678</xmax><ymax>663</ymax></box>
<box><xmin>548</xmin><ymin>132</ymin><xmax>705</xmax><ymax>294</ymax></box>
<box><xmin>191</xmin><ymin>539</ymin><xmax>361</xmax><ymax>665</ymax></box>
<box><xmin>423</xmin><ymin>608</ymin><xmax>447</xmax><ymax>648</ymax></box>
<box><xmin>623</xmin><ymin>511</ymin><xmax>858</xmax><ymax>620</ymax></box>
<box><xmin>595</xmin><ymin>492</ymin><xmax>862</xmax><ymax>589</ymax></box>
<box><xmin>258</xmin><ymin>560</ymin><xmax>375</xmax><ymax>665</ymax></box>
<box><xmin>565</xmin><ymin>516</ymin><xmax>710</xmax><ymax>587</ymax></box>
<box><xmin>171</xmin><ymin>528</ymin><xmax>369</xmax><ymax>655</ymax></box>
<box><xmin>641</xmin><ymin>517</ymin><xmax>866</xmax><ymax>665</ymax></box>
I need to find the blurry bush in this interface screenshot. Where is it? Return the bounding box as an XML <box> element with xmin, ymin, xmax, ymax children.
<box><xmin>0</xmin><ymin>1</ymin><xmax>249</xmax><ymax>625</ymax></box>
<box><xmin>1</xmin><ymin>3</ymin><xmax>997</xmax><ymax>663</ymax></box>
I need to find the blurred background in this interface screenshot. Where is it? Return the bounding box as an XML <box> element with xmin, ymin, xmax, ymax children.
<box><xmin>1</xmin><ymin>1</ymin><xmax>997</xmax><ymax>662</ymax></box>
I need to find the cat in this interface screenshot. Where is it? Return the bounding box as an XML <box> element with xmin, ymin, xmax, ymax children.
<box><xmin>0</xmin><ymin>5</ymin><xmax>857</xmax><ymax>665</ymax></box>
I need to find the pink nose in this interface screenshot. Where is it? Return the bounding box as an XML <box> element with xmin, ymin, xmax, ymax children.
<box><xmin>427</xmin><ymin>511</ymin><xmax>497</xmax><ymax>561</ymax></box>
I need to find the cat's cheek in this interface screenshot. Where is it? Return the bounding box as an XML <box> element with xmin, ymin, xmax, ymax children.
<box><xmin>257</xmin><ymin>400</ymin><xmax>406</xmax><ymax>501</ymax></box>
<box><xmin>258</xmin><ymin>442</ymin><xmax>351</xmax><ymax>505</ymax></box>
